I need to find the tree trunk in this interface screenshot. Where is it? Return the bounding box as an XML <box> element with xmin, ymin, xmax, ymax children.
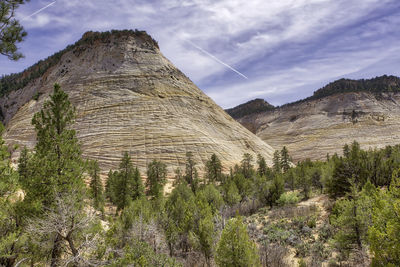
<box><xmin>50</xmin><ymin>233</ymin><xmax>62</xmax><ymax>267</ymax></box>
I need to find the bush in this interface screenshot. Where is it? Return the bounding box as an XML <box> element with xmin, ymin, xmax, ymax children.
<box><xmin>277</xmin><ymin>191</ymin><xmax>299</xmax><ymax>206</ymax></box>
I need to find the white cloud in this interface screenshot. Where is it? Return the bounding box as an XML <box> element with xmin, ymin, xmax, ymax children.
<box><xmin>4</xmin><ymin>0</ymin><xmax>400</xmax><ymax>108</ymax></box>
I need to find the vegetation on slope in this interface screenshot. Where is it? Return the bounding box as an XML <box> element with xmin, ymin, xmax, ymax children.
<box><xmin>2</xmin><ymin>85</ymin><xmax>400</xmax><ymax>266</ymax></box>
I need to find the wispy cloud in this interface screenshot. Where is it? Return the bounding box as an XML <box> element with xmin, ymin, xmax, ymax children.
<box><xmin>2</xmin><ymin>0</ymin><xmax>400</xmax><ymax>108</ymax></box>
<box><xmin>21</xmin><ymin>1</ymin><xmax>57</xmax><ymax>21</ymax></box>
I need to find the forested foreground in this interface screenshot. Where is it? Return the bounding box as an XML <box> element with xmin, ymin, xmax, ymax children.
<box><xmin>1</xmin><ymin>85</ymin><xmax>400</xmax><ymax>267</ymax></box>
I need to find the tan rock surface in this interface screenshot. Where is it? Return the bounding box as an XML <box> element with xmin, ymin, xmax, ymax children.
<box><xmin>1</xmin><ymin>31</ymin><xmax>274</xmax><ymax>176</ymax></box>
<box><xmin>237</xmin><ymin>92</ymin><xmax>400</xmax><ymax>162</ymax></box>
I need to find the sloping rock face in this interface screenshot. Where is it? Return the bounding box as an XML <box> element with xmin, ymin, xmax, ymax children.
<box><xmin>1</xmin><ymin>30</ymin><xmax>274</xmax><ymax>175</ymax></box>
<box><xmin>235</xmin><ymin>91</ymin><xmax>400</xmax><ymax>162</ymax></box>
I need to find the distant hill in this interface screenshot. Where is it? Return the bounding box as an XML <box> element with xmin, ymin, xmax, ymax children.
<box><xmin>228</xmin><ymin>75</ymin><xmax>400</xmax><ymax>162</ymax></box>
<box><xmin>225</xmin><ymin>98</ymin><xmax>274</xmax><ymax>119</ymax></box>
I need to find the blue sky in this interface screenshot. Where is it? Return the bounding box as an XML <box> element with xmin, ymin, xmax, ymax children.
<box><xmin>1</xmin><ymin>0</ymin><xmax>400</xmax><ymax>108</ymax></box>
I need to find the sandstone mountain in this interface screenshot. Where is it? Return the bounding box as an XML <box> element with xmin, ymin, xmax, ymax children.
<box><xmin>0</xmin><ymin>30</ymin><xmax>274</xmax><ymax>176</ymax></box>
<box><xmin>228</xmin><ymin>75</ymin><xmax>400</xmax><ymax>162</ymax></box>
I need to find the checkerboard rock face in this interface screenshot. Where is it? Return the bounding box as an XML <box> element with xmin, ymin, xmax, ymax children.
<box><xmin>1</xmin><ymin>31</ymin><xmax>274</xmax><ymax>177</ymax></box>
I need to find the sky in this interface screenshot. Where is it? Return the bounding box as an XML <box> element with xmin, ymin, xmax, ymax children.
<box><xmin>1</xmin><ymin>0</ymin><xmax>400</xmax><ymax>109</ymax></box>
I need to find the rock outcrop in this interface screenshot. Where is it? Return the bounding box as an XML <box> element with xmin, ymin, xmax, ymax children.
<box><xmin>1</xmin><ymin>30</ymin><xmax>274</xmax><ymax>176</ymax></box>
<box><xmin>230</xmin><ymin>76</ymin><xmax>400</xmax><ymax>162</ymax></box>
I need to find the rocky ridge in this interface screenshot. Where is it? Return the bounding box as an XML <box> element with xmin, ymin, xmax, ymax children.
<box><xmin>230</xmin><ymin>76</ymin><xmax>400</xmax><ymax>162</ymax></box>
<box><xmin>1</xmin><ymin>30</ymin><xmax>275</xmax><ymax>176</ymax></box>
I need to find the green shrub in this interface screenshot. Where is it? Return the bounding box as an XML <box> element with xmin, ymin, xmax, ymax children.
<box><xmin>277</xmin><ymin>191</ymin><xmax>299</xmax><ymax>206</ymax></box>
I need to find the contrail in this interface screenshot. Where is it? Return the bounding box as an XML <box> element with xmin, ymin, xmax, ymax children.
<box><xmin>185</xmin><ymin>39</ymin><xmax>248</xmax><ymax>80</ymax></box>
<box><xmin>22</xmin><ymin>1</ymin><xmax>57</xmax><ymax>21</ymax></box>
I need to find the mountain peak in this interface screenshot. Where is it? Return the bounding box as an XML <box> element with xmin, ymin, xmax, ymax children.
<box><xmin>226</xmin><ymin>98</ymin><xmax>274</xmax><ymax>119</ymax></box>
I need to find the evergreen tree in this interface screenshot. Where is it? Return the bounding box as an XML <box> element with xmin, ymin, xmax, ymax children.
<box><xmin>280</xmin><ymin>146</ymin><xmax>291</xmax><ymax>173</ymax></box>
<box><xmin>88</xmin><ymin>160</ymin><xmax>104</xmax><ymax>213</ymax></box>
<box><xmin>25</xmin><ymin>83</ymin><xmax>85</xmax><ymax>211</ymax></box>
<box><xmin>190</xmin><ymin>197</ymin><xmax>215</xmax><ymax>265</ymax></box>
<box><xmin>17</xmin><ymin>145</ymin><xmax>29</xmax><ymax>187</ymax></box>
<box><xmin>114</xmin><ymin>152</ymin><xmax>144</xmax><ymax>212</ymax></box>
<box><xmin>257</xmin><ymin>154</ymin><xmax>268</xmax><ymax>177</ymax></box>
<box><xmin>164</xmin><ymin>182</ymin><xmax>196</xmax><ymax>256</ymax></box>
<box><xmin>241</xmin><ymin>153</ymin><xmax>253</xmax><ymax>179</ymax></box>
<box><xmin>146</xmin><ymin>159</ymin><xmax>167</xmax><ymax>199</ymax></box>
<box><xmin>368</xmin><ymin>170</ymin><xmax>400</xmax><ymax>266</ymax></box>
<box><xmin>272</xmin><ymin>150</ymin><xmax>281</xmax><ymax>173</ymax></box>
<box><xmin>205</xmin><ymin>153</ymin><xmax>222</xmax><ymax>183</ymax></box>
<box><xmin>23</xmin><ymin>84</ymin><xmax>86</xmax><ymax>266</ymax></box>
<box><xmin>0</xmin><ymin>124</ymin><xmax>26</xmax><ymax>267</ymax></box>
<box><xmin>215</xmin><ymin>215</ymin><xmax>260</xmax><ymax>267</ymax></box>
<box><xmin>331</xmin><ymin>182</ymin><xmax>376</xmax><ymax>261</ymax></box>
<box><xmin>105</xmin><ymin>169</ymin><xmax>117</xmax><ymax>203</ymax></box>
<box><xmin>295</xmin><ymin>160</ymin><xmax>312</xmax><ymax>199</ymax></box>
<box><xmin>185</xmin><ymin>152</ymin><xmax>199</xmax><ymax>193</ymax></box>
<box><xmin>0</xmin><ymin>0</ymin><xmax>29</xmax><ymax>60</ymax></box>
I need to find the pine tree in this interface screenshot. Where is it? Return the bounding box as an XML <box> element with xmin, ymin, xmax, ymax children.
<box><xmin>0</xmin><ymin>124</ymin><xmax>25</xmax><ymax>267</ymax></box>
<box><xmin>280</xmin><ymin>146</ymin><xmax>291</xmax><ymax>173</ymax></box>
<box><xmin>368</xmin><ymin>171</ymin><xmax>400</xmax><ymax>266</ymax></box>
<box><xmin>26</xmin><ymin>83</ymin><xmax>85</xmax><ymax>211</ymax></box>
<box><xmin>215</xmin><ymin>215</ymin><xmax>260</xmax><ymax>267</ymax></box>
<box><xmin>146</xmin><ymin>159</ymin><xmax>167</xmax><ymax>199</ymax></box>
<box><xmin>241</xmin><ymin>153</ymin><xmax>253</xmax><ymax>179</ymax></box>
<box><xmin>114</xmin><ymin>152</ymin><xmax>144</xmax><ymax>212</ymax></box>
<box><xmin>24</xmin><ymin>84</ymin><xmax>86</xmax><ymax>266</ymax></box>
<box><xmin>257</xmin><ymin>154</ymin><xmax>267</xmax><ymax>177</ymax></box>
<box><xmin>0</xmin><ymin>0</ymin><xmax>29</xmax><ymax>60</ymax></box>
<box><xmin>185</xmin><ymin>152</ymin><xmax>199</xmax><ymax>193</ymax></box>
<box><xmin>17</xmin><ymin>145</ymin><xmax>29</xmax><ymax>187</ymax></box>
<box><xmin>205</xmin><ymin>153</ymin><xmax>222</xmax><ymax>183</ymax></box>
<box><xmin>105</xmin><ymin>169</ymin><xmax>117</xmax><ymax>203</ymax></box>
<box><xmin>272</xmin><ymin>150</ymin><xmax>281</xmax><ymax>173</ymax></box>
<box><xmin>89</xmin><ymin>160</ymin><xmax>104</xmax><ymax>213</ymax></box>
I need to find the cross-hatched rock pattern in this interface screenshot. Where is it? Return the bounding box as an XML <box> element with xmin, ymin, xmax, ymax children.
<box><xmin>235</xmin><ymin>91</ymin><xmax>400</xmax><ymax>162</ymax></box>
<box><xmin>1</xmin><ymin>31</ymin><xmax>274</xmax><ymax>176</ymax></box>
